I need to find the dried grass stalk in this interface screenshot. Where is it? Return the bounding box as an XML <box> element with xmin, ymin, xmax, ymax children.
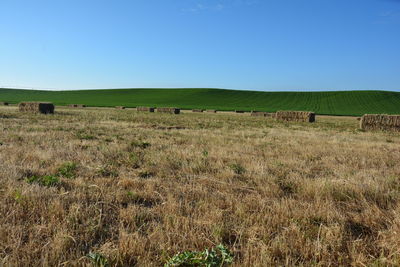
<box><xmin>18</xmin><ymin>102</ymin><xmax>54</xmax><ymax>114</ymax></box>
<box><xmin>276</xmin><ymin>111</ymin><xmax>316</xmax><ymax>123</ymax></box>
<box><xmin>360</xmin><ymin>114</ymin><xmax>400</xmax><ymax>131</ymax></box>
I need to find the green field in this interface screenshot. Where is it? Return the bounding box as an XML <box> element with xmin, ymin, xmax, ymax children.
<box><xmin>1</xmin><ymin>88</ymin><xmax>400</xmax><ymax>116</ymax></box>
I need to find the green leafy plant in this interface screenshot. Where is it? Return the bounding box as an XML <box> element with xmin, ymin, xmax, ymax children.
<box><xmin>57</xmin><ymin>162</ymin><xmax>77</xmax><ymax>178</ymax></box>
<box><xmin>229</xmin><ymin>163</ymin><xmax>246</xmax><ymax>175</ymax></box>
<box><xmin>87</xmin><ymin>252</ymin><xmax>109</xmax><ymax>267</ymax></box>
<box><xmin>13</xmin><ymin>190</ymin><xmax>25</xmax><ymax>204</ymax></box>
<box><xmin>26</xmin><ymin>175</ymin><xmax>60</xmax><ymax>187</ymax></box>
<box><xmin>165</xmin><ymin>244</ymin><xmax>233</xmax><ymax>267</ymax></box>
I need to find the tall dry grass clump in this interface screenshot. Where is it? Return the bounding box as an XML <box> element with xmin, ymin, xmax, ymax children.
<box><xmin>18</xmin><ymin>102</ymin><xmax>54</xmax><ymax>114</ymax></box>
<box><xmin>360</xmin><ymin>114</ymin><xmax>400</xmax><ymax>131</ymax></box>
<box><xmin>136</xmin><ymin>106</ymin><xmax>155</xmax><ymax>112</ymax></box>
<box><xmin>276</xmin><ymin>110</ymin><xmax>316</xmax><ymax>122</ymax></box>
<box><xmin>157</xmin><ymin>107</ymin><xmax>180</xmax><ymax>114</ymax></box>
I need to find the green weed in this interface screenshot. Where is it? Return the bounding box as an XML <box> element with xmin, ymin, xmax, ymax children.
<box><xmin>165</xmin><ymin>244</ymin><xmax>233</xmax><ymax>267</ymax></box>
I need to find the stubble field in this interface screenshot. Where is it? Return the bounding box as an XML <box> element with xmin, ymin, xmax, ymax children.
<box><xmin>1</xmin><ymin>106</ymin><xmax>400</xmax><ymax>266</ymax></box>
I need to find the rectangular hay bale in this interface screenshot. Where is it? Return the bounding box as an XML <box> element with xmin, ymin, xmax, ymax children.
<box><xmin>276</xmin><ymin>111</ymin><xmax>315</xmax><ymax>123</ymax></box>
<box><xmin>251</xmin><ymin>111</ymin><xmax>268</xmax><ymax>117</ymax></box>
<box><xmin>19</xmin><ymin>102</ymin><xmax>54</xmax><ymax>114</ymax></box>
<box><xmin>192</xmin><ymin>109</ymin><xmax>204</xmax><ymax>113</ymax></box>
<box><xmin>360</xmin><ymin>114</ymin><xmax>400</xmax><ymax>132</ymax></box>
<box><xmin>137</xmin><ymin>106</ymin><xmax>155</xmax><ymax>112</ymax></box>
<box><xmin>69</xmin><ymin>104</ymin><xmax>86</xmax><ymax>108</ymax></box>
<box><xmin>207</xmin><ymin>110</ymin><xmax>217</xmax><ymax>113</ymax></box>
<box><xmin>0</xmin><ymin>102</ymin><xmax>9</xmax><ymax>106</ymax></box>
<box><xmin>157</xmin><ymin>107</ymin><xmax>180</xmax><ymax>114</ymax></box>
<box><xmin>235</xmin><ymin>110</ymin><xmax>245</xmax><ymax>113</ymax></box>
<box><xmin>115</xmin><ymin>106</ymin><xmax>126</xmax><ymax>109</ymax></box>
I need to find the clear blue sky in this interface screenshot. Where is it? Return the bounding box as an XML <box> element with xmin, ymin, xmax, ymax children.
<box><xmin>0</xmin><ymin>0</ymin><xmax>399</xmax><ymax>91</ymax></box>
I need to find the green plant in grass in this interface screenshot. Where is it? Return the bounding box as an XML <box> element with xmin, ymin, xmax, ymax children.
<box><xmin>165</xmin><ymin>244</ymin><xmax>233</xmax><ymax>267</ymax></box>
<box><xmin>26</xmin><ymin>175</ymin><xmax>60</xmax><ymax>187</ymax></box>
<box><xmin>57</xmin><ymin>162</ymin><xmax>77</xmax><ymax>178</ymax></box>
<box><xmin>87</xmin><ymin>252</ymin><xmax>109</xmax><ymax>267</ymax></box>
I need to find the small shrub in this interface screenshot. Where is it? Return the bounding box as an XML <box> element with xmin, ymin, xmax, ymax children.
<box><xmin>57</xmin><ymin>162</ymin><xmax>77</xmax><ymax>178</ymax></box>
<box><xmin>229</xmin><ymin>163</ymin><xmax>246</xmax><ymax>175</ymax></box>
<box><xmin>87</xmin><ymin>252</ymin><xmax>109</xmax><ymax>267</ymax></box>
<box><xmin>26</xmin><ymin>175</ymin><xmax>60</xmax><ymax>187</ymax></box>
<box><xmin>165</xmin><ymin>244</ymin><xmax>233</xmax><ymax>267</ymax></box>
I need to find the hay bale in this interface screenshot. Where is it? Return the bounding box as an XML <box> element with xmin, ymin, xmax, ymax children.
<box><xmin>157</xmin><ymin>107</ymin><xmax>180</xmax><ymax>114</ymax></box>
<box><xmin>207</xmin><ymin>110</ymin><xmax>217</xmax><ymax>113</ymax></box>
<box><xmin>0</xmin><ymin>102</ymin><xmax>9</xmax><ymax>106</ymax></box>
<box><xmin>251</xmin><ymin>111</ymin><xmax>267</xmax><ymax>117</ymax></box>
<box><xmin>19</xmin><ymin>102</ymin><xmax>54</xmax><ymax>114</ymax></box>
<box><xmin>115</xmin><ymin>106</ymin><xmax>126</xmax><ymax>109</ymax></box>
<box><xmin>235</xmin><ymin>110</ymin><xmax>245</xmax><ymax>113</ymax></box>
<box><xmin>137</xmin><ymin>106</ymin><xmax>155</xmax><ymax>112</ymax></box>
<box><xmin>69</xmin><ymin>104</ymin><xmax>86</xmax><ymax>108</ymax></box>
<box><xmin>192</xmin><ymin>109</ymin><xmax>204</xmax><ymax>113</ymax></box>
<box><xmin>276</xmin><ymin>111</ymin><xmax>315</xmax><ymax>123</ymax></box>
<box><xmin>360</xmin><ymin>114</ymin><xmax>400</xmax><ymax>131</ymax></box>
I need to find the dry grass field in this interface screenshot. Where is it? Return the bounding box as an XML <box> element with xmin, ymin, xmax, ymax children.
<box><xmin>1</xmin><ymin>106</ymin><xmax>400</xmax><ymax>266</ymax></box>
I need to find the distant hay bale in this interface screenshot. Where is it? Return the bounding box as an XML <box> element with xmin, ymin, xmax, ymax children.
<box><xmin>235</xmin><ymin>110</ymin><xmax>245</xmax><ymax>113</ymax></box>
<box><xmin>115</xmin><ymin>106</ymin><xmax>126</xmax><ymax>109</ymax></box>
<box><xmin>360</xmin><ymin>114</ymin><xmax>400</xmax><ymax>131</ymax></box>
<box><xmin>137</xmin><ymin>106</ymin><xmax>155</xmax><ymax>112</ymax></box>
<box><xmin>157</xmin><ymin>107</ymin><xmax>180</xmax><ymax>114</ymax></box>
<box><xmin>251</xmin><ymin>111</ymin><xmax>267</xmax><ymax>117</ymax></box>
<box><xmin>207</xmin><ymin>110</ymin><xmax>217</xmax><ymax>113</ymax></box>
<box><xmin>192</xmin><ymin>109</ymin><xmax>204</xmax><ymax>113</ymax></box>
<box><xmin>276</xmin><ymin>111</ymin><xmax>315</xmax><ymax>123</ymax></box>
<box><xmin>19</xmin><ymin>102</ymin><xmax>54</xmax><ymax>114</ymax></box>
<box><xmin>0</xmin><ymin>102</ymin><xmax>9</xmax><ymax>106</ymax></box>
<box><xmin>69</xmin><ymin>104</ymin><xmax>86</xmax><ymax>108</ymax></box>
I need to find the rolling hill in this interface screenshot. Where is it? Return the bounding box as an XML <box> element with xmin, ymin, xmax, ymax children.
<box><xmin>1</xmin><ymin>88</ymin><xmax>400</xmax><ymax>116</ymax></box>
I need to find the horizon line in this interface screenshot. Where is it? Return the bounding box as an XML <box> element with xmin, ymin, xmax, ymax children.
<box><xmin>1</xmin><ymin>87</ymin><xmax>399</xmax><ymax>93</ymax></box>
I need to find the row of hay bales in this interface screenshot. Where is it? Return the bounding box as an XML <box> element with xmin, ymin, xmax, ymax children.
<box><xmin>137</xmin><ymin>107</ymin><xmax>155</xmax><ymax>112</ymax></box>
<box><xmin>0</xmin><ymin>102</ymin><xmax>9</xmax><ymax>106</ymax></box>
<box><xmin>156</xmin><ymin>107</ymin><xmax>180</xmax><ymax>114</ymax></box>
<box><xmin>275</xmin><ymin>111</ymin><xmax>316</xmax><ymax>123</ymax></box>
<box><xmin>18</xmin><ymin>102</ymin><xmax>55</xmax><ymax>114</ymax></box>
<box><xmin>8</xmin><ymin>102</ymin><xmax>400</xmax><ymax>132</ymax></box>
<box><xmin>69</xmin><ymin>104</ymin><xmax>86</xmax><ymax>108</ymax></box>
<box><xmin>360</xmin><ymin>114</ymin><xmax>400</xmax><ymax>132</ymax></box>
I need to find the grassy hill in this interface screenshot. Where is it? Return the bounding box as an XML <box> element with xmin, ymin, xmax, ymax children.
<box><xmin>1</xmin><ymin>88</ymin><xmax>400</xmax><ymax>116</ymax></box>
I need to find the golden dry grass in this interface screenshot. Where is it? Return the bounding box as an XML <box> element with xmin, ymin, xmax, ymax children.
<box><xmin>0</xmin><ymin>106</ymin><xmax>400</xmax><ymax>266</ymax></box>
